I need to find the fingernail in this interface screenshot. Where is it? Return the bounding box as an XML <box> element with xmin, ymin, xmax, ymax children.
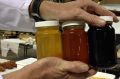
<box><xmin>88</xmin><ymin>69</ymin><xmax>97</xmax><ymax>76</ymax></box>
<box><xmin>80</xmin><ymin>64</ymin><xmax>89</xmax><ymax>72</ymax></box>
<box><xmin>115</xmin><ymin>19</ymin><xmax>119</xmax><ymax>23</ymax></box>
<box><xmin>89</xmin><ymin>66</ymin><xmax>97</xmax><ymax>71</ymax></box>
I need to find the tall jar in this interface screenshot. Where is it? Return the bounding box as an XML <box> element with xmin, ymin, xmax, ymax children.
<box><xmin>35</xmin><ymin>21</ymin><xmax>63</xmax><ymax>59</ymax></box>
<box><xmin>62</xmin><ymin>21</ymin><xmax>89</xmax><ymax>64</ymax></box>
<box><xmin>88</xmin><ymin>16</ymin><xmax>117</xmax><ymax>69</ymax></box>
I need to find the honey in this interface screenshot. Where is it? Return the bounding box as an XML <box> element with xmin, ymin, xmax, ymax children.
<box><xmin>88</xmin><ymin>16</ymin><xmax>117</xmax><ymax>69</ymax></box>
<box><xmin>35</xmin><ymin>21</ymin><xmax>63</xmax><ymax>59</ymax></box>
<box><xmin>62</xmin><ymin>21</ymin><xmax>89</xmax><ymax>64</ymax></box>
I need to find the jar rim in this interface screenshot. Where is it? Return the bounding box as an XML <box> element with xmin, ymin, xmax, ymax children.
<box><xmin>62</xmin><ymin>21</ymin><xmax>85</xmax><ymax>28</ymax></box>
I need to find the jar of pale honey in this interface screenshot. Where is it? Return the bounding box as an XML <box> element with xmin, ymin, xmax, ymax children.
<box><xmin>35</xmin><ymin>21</ymin><xmax>63</xmax><ymax>59</ymax></box>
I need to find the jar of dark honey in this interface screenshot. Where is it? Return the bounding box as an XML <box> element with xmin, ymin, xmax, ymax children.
<box><xmin>88</xmin><ymin>16</ymin><xmax>117</xmax><ymax>69</ymax></box>
<box><xmin>62</xmin><ymin>21</ymin><xmax>89</xmax><ymax>64</ymax></box>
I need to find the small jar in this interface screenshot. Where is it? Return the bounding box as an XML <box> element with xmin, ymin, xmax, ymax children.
<box><xmin>88</xmin><ymin>16</ymin><xmax>117</xmax><ymax>69</ymax></box>
<box><xmin>62</xmin><ymin>21</ymin><xmax>89</xmax><ymax>64</ymax></box>
<box><xmin>35</xmin><ymin>21</ymin><xmax>63</xmax><ymax>59</ymax></box>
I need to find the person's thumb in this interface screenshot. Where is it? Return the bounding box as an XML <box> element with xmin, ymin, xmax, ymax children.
<box><xmin>58</xmin><ymin>61</ymin><xmax>89</xmax><ymax>73</ymax></box>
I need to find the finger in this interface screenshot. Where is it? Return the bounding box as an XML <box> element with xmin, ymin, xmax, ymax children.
<box><xmin>67</xmin><ymin>72</ymin><xmax>89</xmax><ymax>79</ymax></box>
<box><xmin>68</xmin><ymin>69</ymin><xmax>96</xmax><ymax>79</ymax></box>
<box><xmin>67</xmin><ymin>70</ymin><xmax>96</xmax><ymax>79</ymax></box>
<box><xmin>88</xmin><ymin>69</ymin><xmax>97</xmax><ymax>77</ymax></box>
<box><xmin>77</xmin><ymin>9</ymin><xmax>106</xmax><ymax>27</ymax></box>
<box><xmin>88</xmin><ymin>1</ymin><xmax>119</xmax><ymax>22</ymax></box>
<box><xmin>58</xmin><ymin>61</ymin><xmax>89</xmax><ymax>73</ymax></box>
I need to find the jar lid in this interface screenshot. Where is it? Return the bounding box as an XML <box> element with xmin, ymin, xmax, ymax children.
<box><xmin>35</xmin><ymin>21</ymin><xmax>59</xmax><ymax>27</ymax></box>
<box><xmin>100</xmin><ymin>16</ymin><xmax>113</xmax><ymax>21</ymax></box>
<box><xmin>62</xmin><ymin>21</ymin><xmax>85</xmax><ymax>28</ymax></box>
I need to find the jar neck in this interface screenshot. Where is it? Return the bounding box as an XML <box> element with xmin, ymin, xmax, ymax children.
<box><xmin>36</xmin><ymin>26</ymin><xmax>59</xmax><ymax>31</ymax></box>
<box><xmin>89</xmin><ymin>21</ymin><xmax>113</xmax><ymax>29</ymax></box>
<box><xmin>106</xmin><ymin>21</ymin><xmax>112</xmax><ymax>26</ymax></box>
<box><xmin>63</xmin><ymin>25</ymin><xmax>85</xmax><ymax>30</ymax></box>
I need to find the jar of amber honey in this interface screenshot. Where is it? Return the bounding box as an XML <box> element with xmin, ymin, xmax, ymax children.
<box><xmin>62</xmin><ymin>21</ymin><xmax>89</xmax><ymax>64</ymax></box>
<box><xmin>35</xmin><ymin>21</ymin><xmax>63</xmax><ymax>59</ymax></box>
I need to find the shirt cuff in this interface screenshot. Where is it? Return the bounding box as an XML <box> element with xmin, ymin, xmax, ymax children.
<box><xmin>21</xmin><ymin>0</ymin><xmax>33</xmax><ymax>16</ymax></box>
<box><xmin>0</xmin><ymin>75</ymin><xmax>3</xmax><ymax>79</ymax></box>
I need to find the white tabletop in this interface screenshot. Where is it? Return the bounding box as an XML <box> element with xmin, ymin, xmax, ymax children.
<box><xmin>0</xmin><ymin>58</ymin><xmax>37</xmax><ymax>75</ymax></box>
<box><xmin>0</xmin><ymin>39</ymin><xmax>26</xmax><ymax>44</ymax></box>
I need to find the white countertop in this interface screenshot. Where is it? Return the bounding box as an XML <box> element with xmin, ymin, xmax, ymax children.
<box><xmin>0</xmin><ymin>58</ymin><xmax>37</xmax><ymax>75</ymax></box>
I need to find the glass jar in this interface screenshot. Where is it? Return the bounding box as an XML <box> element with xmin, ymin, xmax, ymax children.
<box><xmin>88</xmin><ymin>16</ymin><xmax>117</xmax><ymax>69</ymax></box>
<box><xmin>35</xmin><ymin>21</ymin><xmax>63</xmax><ymax>59</ymax></box>
<box><xmin>62</xmin><ymin>21</ymin><xmax>89</xmax><ymax>64</ymax></box>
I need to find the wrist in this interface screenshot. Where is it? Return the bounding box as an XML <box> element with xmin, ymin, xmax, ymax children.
<box><xmin>40</xmin><ymin>1</ymin><xmax>63</xmax><ymax>20</ymax></box>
